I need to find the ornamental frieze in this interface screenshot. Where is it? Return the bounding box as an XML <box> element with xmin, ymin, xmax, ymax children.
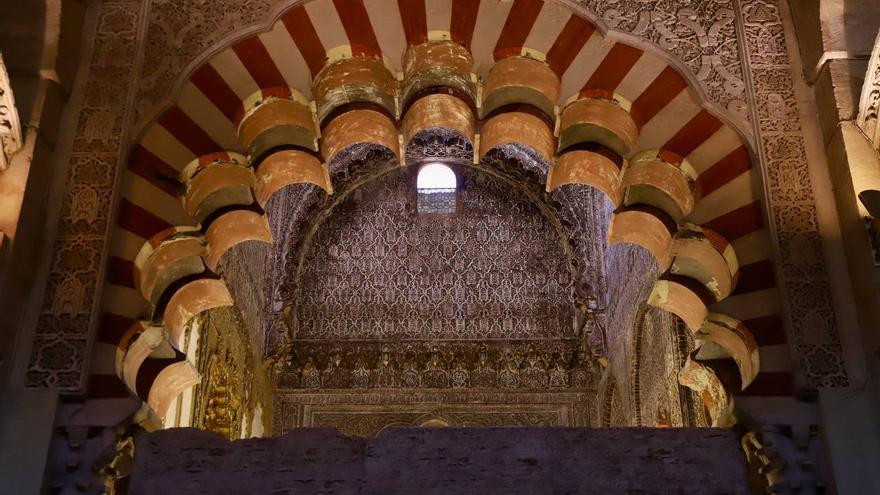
<box><xmin>272</xmin><ymin>341</ymin><xmax>598</xmax><ymax>391</ymax></box>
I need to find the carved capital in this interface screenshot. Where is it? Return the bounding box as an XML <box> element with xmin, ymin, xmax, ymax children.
<box><xmin>857</xmin><ymin>28</ymin><xmax>880</xmax><ymax>148</ymax></box>
<box><xmin>0</xmin><ymin>52</ymin><xmax>23</xmax><ymax>171</ymax></box>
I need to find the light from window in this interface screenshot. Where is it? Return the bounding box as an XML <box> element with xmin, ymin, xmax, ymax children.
<box><xmin>417</xmin><ymin>163</ymin><xmax>457</xmax><ymax>214</ymax></box>
<box><xmin>417</xmin><ymin>163</ymin><xmax>457</xmax><ymax>189</ymax></box>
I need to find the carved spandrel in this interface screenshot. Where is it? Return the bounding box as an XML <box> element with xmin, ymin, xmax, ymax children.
<box><xmin>273</xmin><ymin>341</ymin><xmax>597</xmax><ymax>392</ymax></box>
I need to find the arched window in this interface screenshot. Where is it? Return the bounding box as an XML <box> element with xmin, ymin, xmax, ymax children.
<box><xmin>416</xmin><ymin>163</ymin><xmax>457</xmax><ymax>214</ymax></box>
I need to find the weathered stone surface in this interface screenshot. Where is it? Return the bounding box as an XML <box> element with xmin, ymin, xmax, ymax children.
<box><xmin>131</xmin><ymin>427</ymin><xmax>750</xmax><ymax>495</ymax></box>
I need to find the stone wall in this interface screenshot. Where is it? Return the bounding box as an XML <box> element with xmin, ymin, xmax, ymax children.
<box><xmin>130</xmin><ymin>427</ymin><xmax>750</xmax><ymax>495</ymax></box>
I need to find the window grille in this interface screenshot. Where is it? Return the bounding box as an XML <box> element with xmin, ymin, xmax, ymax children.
<box><xmin>417</xmin><ymin>163</ymin><xmax>457</xmax><ymax>214</ymax></box>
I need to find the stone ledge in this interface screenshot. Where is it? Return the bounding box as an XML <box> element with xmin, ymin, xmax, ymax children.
<box><xmin>131</xmin><ymin>427</ymin><xmax>749</xmax><ymax>494</ymax></box>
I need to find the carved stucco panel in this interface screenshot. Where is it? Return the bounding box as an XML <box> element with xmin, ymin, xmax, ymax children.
<box><xmin>740</xmin><ymin>0</ymin><xmax>847</xmax><ymax>387</ymax></box>
<box><xmin>273</xmin><ymin>390</ymin><xmax>596</xmax><ymax>435</ymax></box>
<box><xmin>26</xmin><ymin>1</ymin><xmax>146</xmax><ymax>390</ymax></box>
<box><xmin>576</xmin><ymin>0</ymin><xmax>748</xmax><ymax>121</ymax></box>
<box><xmin>857</xmin><ymin>29</ymin><xmax>880</xmax><ymax>148</ymax></box>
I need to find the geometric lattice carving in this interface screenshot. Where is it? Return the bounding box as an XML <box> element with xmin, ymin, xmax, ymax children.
<box><xmin>294</xmin><ymin>167</ymin><xmax>577</xmax><ymax>341</ymax></box>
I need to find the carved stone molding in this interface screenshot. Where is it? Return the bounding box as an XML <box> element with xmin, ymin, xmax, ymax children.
<box><xmin>575</xmin><ymin>0</ymin><xmax>749</xmax><ymax>123</ymax></box>
<box><xmin>136</xmin><ymin>0</ymin><xmax>279</xmax><ymax>125</ymax></box>
<box><xmin>26</xmin><ymin>1</ymin><xmax>146</xmax><ymax>390</ymax></box>
<box><xmin>742</xmin><ymin>425</ymin><xmax>826</xmax><ymax>494</ymax></box>
<box><xmin>740</xmin><ymin>0</ymin><xmax>847</xmax><ymax>387</ymax></box>
<box><xmin>857</xmin><ymin>29</ymin><xmax>880</xmax><ymax>148</ymax></box>
<box><xmin>135</xmin><ymin>0</ymin><xmax>750</xmax><ymax>132</ymax></box>
<box><xmin>0</xmin><ymin>52</ymin><xmax>22</xmax><ymax>171</ymax></box>
<box><xmin>274</xmin><ymin>389</ymin><xmax>596</xmax><ymax>435</ymax></box>
<box><xmin>273</xmin><ymin>340</ymin><xmax>597</xmax><ymax>392</ymax></box>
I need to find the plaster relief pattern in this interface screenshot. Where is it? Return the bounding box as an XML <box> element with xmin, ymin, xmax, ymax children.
<box><xmin>577</xmin><ymin>0</ymin><xmax>748</xmax><ymax>121</ymax></box>
<box><xmin>27</xmin><ymin>1</ymin><xmax>144</xmax><ymax>390</ymax></box>
<box><xmin>294</xmin><ymin>168</ymin><xmax>576</xmax><ymax>341</ymax></box>
<box><xmin>740</xmin><ymin>0</ymin><xmax>847</xmax><ymax>386</ymax></box>
<box><xmin>136</xmin><ymin>0</ymin><xmax>276</xmax><ymax>124</ymax></box>
<box><xmin>273</xmin><ymin>390</ymin><xmax>596</xmax><ymax>435</ymax></box>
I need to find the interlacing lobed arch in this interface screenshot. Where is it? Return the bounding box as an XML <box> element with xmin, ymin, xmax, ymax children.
<box><xmin>94</xmin><ymin>0</ymin><xmax>788</xmax><ymax>429</ymax></box>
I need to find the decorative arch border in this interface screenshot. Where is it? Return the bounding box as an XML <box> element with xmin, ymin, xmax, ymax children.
<box><xmin>132</xmin><ymin>0</ymin><xmax>756</xmax><ymax>147</ymax></box>
<box><xmin>20</xmin><ymin>0</ymin><xmax>846</xmax><ymax>418</ymax></box>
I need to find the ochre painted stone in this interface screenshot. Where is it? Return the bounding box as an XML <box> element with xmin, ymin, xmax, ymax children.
<box><xmin>136</xmin><ymin>235</ymin><xmax>207</xmax><ymax>305</ymax></box>
<box><xmin>204</xmin><ymin>209</ymin><xmax>272</xmax><ymax>270</ymax></box>
<box><xmin>402</xmin><ymin>40</ymin><xmax>475</xmax><ymax>107</ymax></box>
<box><xmin>481</xmin><ymin>56</ymin><xmax>560</xmax><ymax>120</ymax></box>
<box><xmin>237</xmin><ymin>95</ymin><xmax>317</xmax><ymax>158</ymax></box>
<box><xmin>558</xmin><ymin>98</ymin><xmax>637</xmax><ymax>157</ymax></box>
<box><xmin>548</xmin><ymin>150</ymin><xmax>622</xmax><ymax>205</ymax></box>
<box><xmin>648</xmin><ymin>279</ymin><xmax>709</xmax><ymax>332</ymax></box>
<box><xmin>402</xmin><ymin>93</ymin><xmax>475</xmax><ymax>147</ymax></box>
<box><xmin>607</xmin><ymin>209</ymin><xmax>673</xmax><ymax>270</ymax></box>
<box><xmin>313</xmin><ymin>56</ymin><xmax>398</xmax><ymax>123</ymax></box>
<box><xmin>621</xmin><ymin>151</ymin><xmax>697</xmax><ymax>222</ymax></box>
<box><xmin>164</xmin><ymin>278</ymin><xmax>234</xmax><ymax>348</ymax></box>
<box><xmin>146</xmin><ymin>361</ymin><xmax>200</xmax><ymax>423</ymax></box>
<box><xmin>670</xmin><ymin>226</ymin><xmax>739</xmax><ymax>302</ymax></box>
<box><xmin>321</xmin><ymin>109</ymin><xmax>400</xmax><ymax>164</ymax></box>
<box><xmin>694</xmin><ymin>313</ymin><xmax>760</xmax><ymax>389</ymax></box>
<box><xmin>479</xmin><ymin>111</ymin><xmax>555</xmax><ymax>164</ymax></box>
<box><xmin>182</xmin><ymin>162</ymin><xmax>256</xmax><ymax>223</ymax></box>
<box><xmin>255</xmin><ymin>150</ymin><xmax>332</xmax><ymax>204</ymax></box>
